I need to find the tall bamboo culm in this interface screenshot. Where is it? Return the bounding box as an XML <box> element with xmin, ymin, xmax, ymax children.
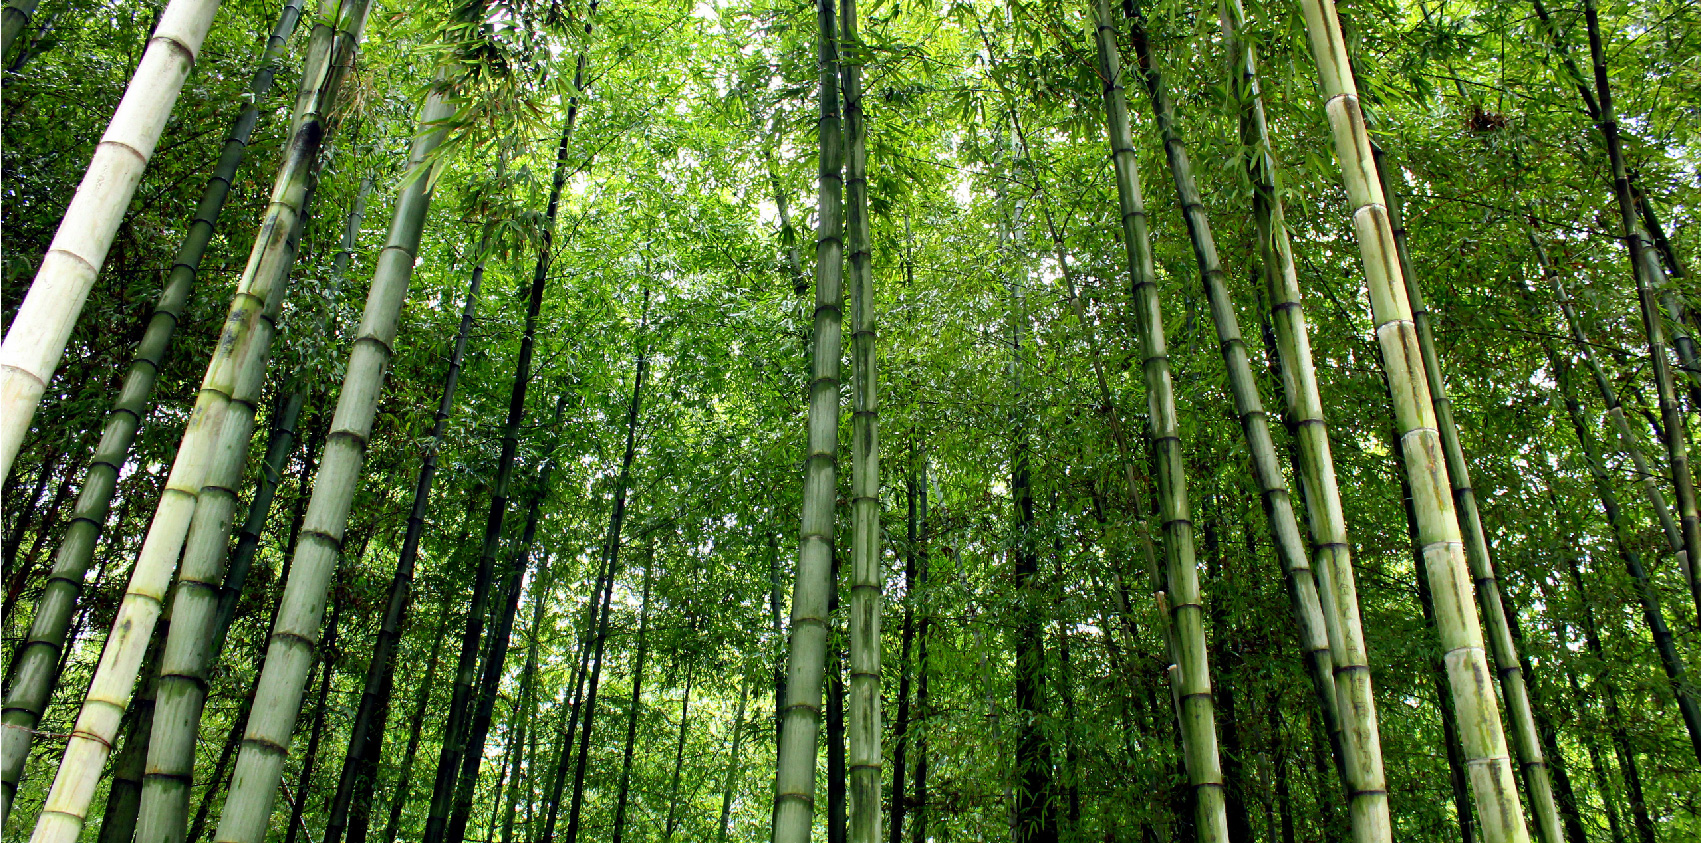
<box><xmin>1088</xmin><ymin>2</ymin><xmax>1227</xmax><ymax>840</ymax></box>
<box><xmin>208</xmin><ymin>81</ymin><xmax>458</xmax><ymax>843</ymax></box>
<box><xmin>1291</xmin><ymin>0</ymin><xmax>1529</xmax><ymax>839</ymax></box>
<box><xmin>0</xmin><ymin>0</ymin><xmax>305</xmax><ymax>817</ymax></box>
<box><xmin>773</xmin><ymin>0</ymin><xmax>844</xmax><ymax>839</ymax></box>
<box><xmin>138</xmin><ymin>168</ymin><xmax>373</xmax><ymax>843</ymax></box>
<box><xmin>1581</xmin><ymin>0</ymin><xmax>1701</xmax><ymax>647</ymax></box>
<box><xmin>1374</xmin><ymin>152</ymin><xmax>1563</xmax><ymax>843</ymax></box>
<box><xmin>25</xmin><ymin>4</ymin><xmax>367</xmax><ymax>837</ymax></box>
<box><xmin>0</xmin><ymin>0</ymin><xmax>223</xmax><ymax>483</ymax></box>
<box><xmin>840</xmin><ymin>1</ymin><xmax>882</xmax><ymax>842</ymax></box>
<box><xmin>1214</xmin><ymin>3</ymin><xmax>1393</xmax><ymax>838</ymax></box>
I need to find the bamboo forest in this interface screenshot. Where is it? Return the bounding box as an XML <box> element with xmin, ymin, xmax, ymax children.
<box><xmin>2</xmin><ymin>0</ymin><xmax>1700</xmax><ymax>839</ymax></box>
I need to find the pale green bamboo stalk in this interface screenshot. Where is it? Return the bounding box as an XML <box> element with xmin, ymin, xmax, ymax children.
<box><xmin>840</xmin><ymin>1</ymin><xmax>881</xmax><ymax>843</ymax></box>
<box><xmin>773</xmin><ymin>0</ymin><xmax>844</xmax><ymax>838</ymax></box>
<box><xmin>0</xmin><ymin>0</ymin><xmax>224</xmax><ymax>482</ymax></box>
<box><xmin>25</xmin><ymin>5</ymin><xmax>366</xmax><ymax>835</ymax></box>
<box><xmin>1088</xmin><ymin>2</ymin><xmax>1226</xmax><ymax>840</ymax></box>
<box><xmin>1144</xmin><ymin>12</ymin><xmax>1394</xmax><ymax>841</ymax></box>
<box><xmin>1581</xmin><ymin>0</ymin><xmax>1701</xmax><ymax>640</ymax></box>
<box><xmin>209</xmin><ymin>80</ymin><xmax>456</xmax><ymax>843</ymax></box>
<box><xmin>0</xmin><ymin>0</ymin><xmax>305</xmax><ymax>816</ymax></box>
<box><xmin>1375</xmin><ymin>151</ymin><xmax>1562</xmax><ymax>843</ymax></box>
<box><xmin>138</xmin><ymin>165</ymin><xmax>373</xmax><ymax>843</ymax></box>
<box><xmin>1291</xmin><ymin>0</ymin><xmax>1528</xmax><ymax>839</ymax></box>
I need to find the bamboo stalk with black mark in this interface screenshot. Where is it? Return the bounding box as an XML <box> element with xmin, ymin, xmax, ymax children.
<box><xmin>28</xmin><ymin>5</ymin><xmax>368</xmax><ymax>834</ymax></box>
<box><xmin>324</xmin><ymin>225</ymin><xmax>489</xmax><ymax>843</ymax></box>
<box><xmin>0</xmin><ymin>0</ymin><xmax>227</xmax><ymax>479</ymax></box>
<box><xmin>773</xmin><ymin>0</ymin><xmax>845</xmax><ymax>838</ymax></box>
<box><xmin>1581</xmin><ymin>0</ymin><xmax>1701</xmax><ymax>646</ymax></box>
<box><xmin>0</xmin><ymin>0</ymin><xmax>306</xmax><ymax>809</ymax></box>
<box><xmin>207</xmin><ymin>78</ymin><xmax>457</xmax><ymax>843</ymax></box>
<box><xmin>1088</xmin><ymin>1</ymin><xmax>1226</xmax><ymax>839</ymax></box>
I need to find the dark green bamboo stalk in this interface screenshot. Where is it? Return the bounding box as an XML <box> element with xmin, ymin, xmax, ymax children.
<box><xmin>610</xmin><ymin>554</ymin><xmax>654</xmax><ymax>843</ymax></box>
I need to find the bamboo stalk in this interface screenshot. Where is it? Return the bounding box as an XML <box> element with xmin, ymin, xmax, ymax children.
<box><xmin>26</xmin><ymin>5</ymin><xmax>368</xmax><ymax>836</ymax></box>
<box><xmin>0</xmin><ymin>0</ymin><xmax>223</xmax><ymax>482</ymax></box>
<box><xmin>1134</xmin><ymin>17</ymin><xmax>1380</xmax><ymax>838</ymax></box>
<box><xmin>1213</xmin><ymin>5</ymin><xmax>1391</xmax><ymax>837</ymax></box>
<box><xmin>840</xmin><ymin>2</ymin><xmax>881</xmax><ymax>843</ymax></box>
<box><xmin>773</xmin><ymin>0</ymin><xmax>845</xmax><ymax>838</ymax></box>
<box><xmin>1375</xmin><ymin>150</ymin><xmax>1564</xmax><ymax>843</ymax></box>
<box><xmin>1580</xmin><ymin>0</ymin><xmax>1701</xmax><ymax>643</ymax></box>
<box><xmin>1088</xmin><ymin>1</ymin><xmax>1226</xmax><ymax>839</ymax></box>
<box><xmin>206</xmin><ymin>80</ymin><xmax>457</xmax><ymax>843</ymax></box>
<box><xmin>1290</xmin><ymin>0</ymin><xmax>1528</xmax><ymax>838</ymax></box>
<box><xmin>0</xmin><ymin>2</ymin><xmax>305</xmax><ymax>812</ymax></box>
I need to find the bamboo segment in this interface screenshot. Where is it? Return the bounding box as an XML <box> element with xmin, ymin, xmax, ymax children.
<box><xmin>1581</xmin><ymin>0</ymin><xmax>1701</xmax><ymax>651</ymax></box>
<box><xmin>1214</xmin><ymin>2</ymin><xmax>1392</xmax><ymax>833</ymax></box>
<box><xmin>323</xmin><ymin>223</ymin><xmax>484</xmax><ymax>843</ymax></box>
<box><xmin>0</xmin><ymin>0</ymin><xmax>304</xmax><ymax>815</ymax></box>
<box><xmin>1292</xmin><ymin>0</ymin><xmax>1529</xmax><ymax>839</ymax></box>
<box><xmin>209</xmin><ymin>84</ymin><xmax>456</xmax><ymax>843</ymax></box>
<box><xmin>773</xmin><ymin>0</ymin><xmax>844</xmax><ymax>839</ymax></box>
<box><xmin>0</xmin><ymin>0</ymin><xmax>222</xmax><ymax>483</ymax></box>
<box><xmin>1089</xmin><ymin>2</ymin><xmax>1227</xmax><ymax>840</ymax></box>
<box><xmin>1376</xmin><ymin>155</ymin><xmax>1563</xmax><ymax>843</ymax></box>
<box><xmin>840</xmin><ymin>1</ymin><xmax>882</xmax><ymax>843</ymax></box>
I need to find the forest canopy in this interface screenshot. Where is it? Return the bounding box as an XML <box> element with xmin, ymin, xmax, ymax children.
<box><xmin>1</xmin><ymin>0</ymin><xmax>1698</xmax><ymax>842</ymax></box>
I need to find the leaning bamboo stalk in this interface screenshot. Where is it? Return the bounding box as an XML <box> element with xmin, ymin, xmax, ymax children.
<box><xmin>773</xmin><ymin>0</ymin><xmax>845</xmax><ymax>838</ymax></box>
<box><xmin>1580</xmin><ymin>0</ymin><xmax>1701</xmax><ymax>628</ymax></box>
<box><xmin>138</xmin><ymin>169</ymin><xmax>373</xmax><ymax>843</ymax></box>
<box><xmin>0</xmin><ymin>0</ymin><xmax>223</xmax><ymax>482</ymax></box>
<box><xmin>1533</xmin><ymin>233</ymin><xmax>1694</xmax><ymax>614</ymax></box>
<box><xmin>1375</xmin><ymin>152</ymin><xmax>1563</xmax><ymax>843</ymax></box>
<box><xmin>23</xmin><ymin>6</ymin><xmax>366</xmax><ymax>838</ymax></box>
<box><xmin>1088</xmin><ymin>2</ymin><xmax>1226</xmax><ymax>839</ymax></box>
<box><xmin>0</xmin><ymin>5</ymin><xmax>304</xmax><ymax>804</ymax></box>
<box><xmin>207</xmin><ymin>81</ymin><xmax>457</xmax><ymax>843</ymax></box>
<box><xmin>840</xmin><ymin>1</ymin><xmax>881</xmax><ymax>842</ymax></box>
<box><xmin>322</xmin><ymin>223</ymin><xmax>487</xmax><ymax>843</ymax></box>
<box><xmin>1291</xmin><ymin>0</ymin><xmax>1528</xmax><ymax>838</ymax></box>
<box><xmin>1137</xmin><ymin>14</ymin><xmax>1391</xmax><ymax>841</ymax></box>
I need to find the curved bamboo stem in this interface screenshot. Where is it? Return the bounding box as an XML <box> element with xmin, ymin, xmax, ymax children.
<box><xmin>1375</xmin><ymin>152</ymin><xmax>1563</xmax><ymax>843</ymax></box>
<box><xmin>1291</xmin><ymin>0</ymin><xmax>1529</xmax><ymax>838</ymax></box>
